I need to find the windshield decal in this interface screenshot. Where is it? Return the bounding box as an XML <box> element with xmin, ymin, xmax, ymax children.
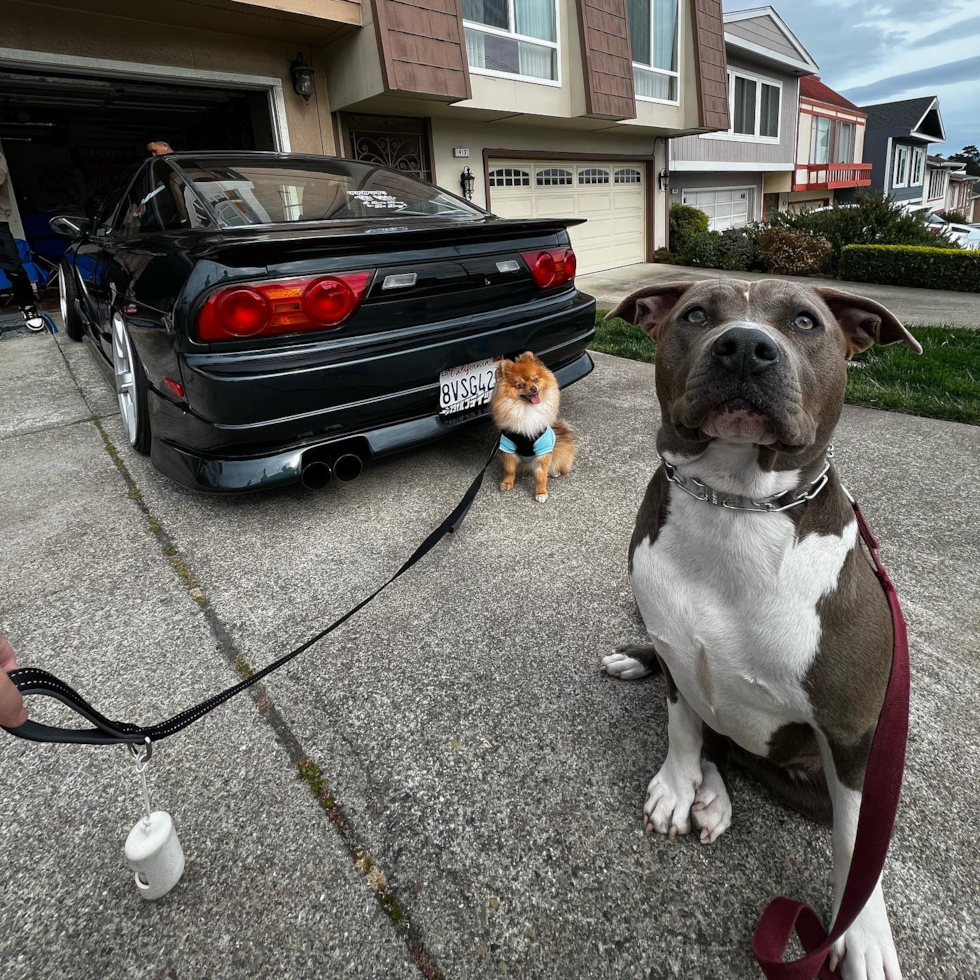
<box><xmin>346</xmin><ymin>190</ymin><xmax>408</xmax><ymax>211</ymax></box>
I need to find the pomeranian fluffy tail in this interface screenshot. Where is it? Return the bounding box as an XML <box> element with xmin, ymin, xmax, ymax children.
<box><xmin>550</xmin><ymin>419</ymin><xmax>577</xmax><ymax>476</ymax></box>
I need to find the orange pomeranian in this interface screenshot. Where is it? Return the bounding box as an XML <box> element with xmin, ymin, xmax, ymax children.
<box><xmin>490</xmin><ymin>351</ymin><xmax>576</xmax><ymax>503</ymax></box>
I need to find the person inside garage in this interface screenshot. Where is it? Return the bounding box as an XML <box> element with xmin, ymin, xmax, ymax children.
<box><xmin>0</xmin><ymin>148</ymin><xmax>44</xmax><ymax>330</ymax></box>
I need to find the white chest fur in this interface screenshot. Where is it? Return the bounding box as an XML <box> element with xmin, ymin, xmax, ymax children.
<box><xmin>631</xmin><ymin>446</ymin><xmax>857</xmax><ymax>756</ymax></box>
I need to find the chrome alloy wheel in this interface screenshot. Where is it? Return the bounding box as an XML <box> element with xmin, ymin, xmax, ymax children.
<box><xmin>59</xmin><ymin>269</ymin><xmax>68</xmax><ymax>326</ymax></box>
<box><xmin>111</xmin><ymin>314</ymin><xmax>139</xmax><ymax>446</ymax></box>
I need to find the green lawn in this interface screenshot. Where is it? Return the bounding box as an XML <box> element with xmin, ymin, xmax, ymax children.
<box><xmin>592</xmin><ymin>312</ymin><xmax>980</xmax><ymax>426</ymax></box>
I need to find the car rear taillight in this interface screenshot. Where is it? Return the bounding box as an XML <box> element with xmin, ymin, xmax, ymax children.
<box><xmin>196</xmin><ymin>271</ymin><xmax>375</xmax><ymax>342</ymax></box>
<box><xmin>520</xmin><ymin>248</ymin><xmax>577</xmax><ymax>289</ymax></box>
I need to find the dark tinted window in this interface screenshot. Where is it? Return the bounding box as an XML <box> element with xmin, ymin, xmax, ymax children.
<box><xmin>174</xmin><ymin>157</ymin><xmax>481</xmax><ymax>226</ymax></box>
<box><xmin>93</xmin><ymin>171</ymin><xmax>137</xmax><ymax>237</ymax></box>
<box><xmin>115</xmin><ymin>167</ymin><xmax>160</xmax><ymax>237</ymax></box>
<box><xmin>114</xmin><ymin>160</ymin><xmax>212</xmax><ymax>236</ymax></box>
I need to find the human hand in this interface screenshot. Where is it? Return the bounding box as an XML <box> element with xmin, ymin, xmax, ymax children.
<box><xmin>0</xmin><ymin>635</ymin><xmax>28</xmax><ymax>728</ymax></box>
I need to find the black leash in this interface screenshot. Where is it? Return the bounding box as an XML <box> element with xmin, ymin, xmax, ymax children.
<box><xmin>1</xmin><ymin>437</ymin><xmax>500</xmax><ymax>747</ymax></box>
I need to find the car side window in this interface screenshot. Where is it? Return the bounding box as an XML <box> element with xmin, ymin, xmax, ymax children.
<box><xmin>153</xmin><ymin>162</ymin><xmax>213</xmax><ymax>231</ymax></box>
<box><xmin>115</xmin><ymin>167</ymin><xmax>160</xmax><ymax>238</ymax></box>
<box><xmin>92</xmin><ymin>174</ymin><xmax>135</xmax><ymax>237</ymax></box>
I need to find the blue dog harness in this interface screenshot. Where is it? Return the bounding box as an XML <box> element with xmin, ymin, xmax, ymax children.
<box><xmin>499</xmin><ymin>427</ymin><xmax>556</xmax><ymax>460</ymax></box>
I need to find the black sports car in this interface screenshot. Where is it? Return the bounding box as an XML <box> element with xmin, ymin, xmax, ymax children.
<box><xmin>51</xmin><ymin>152</ymin><xmax>595</xmax><ymax>492</ymax></box>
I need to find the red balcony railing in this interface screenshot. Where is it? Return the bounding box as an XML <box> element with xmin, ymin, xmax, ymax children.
<box><xmin>793</xmin><ymin>162</ymin><xmax>872</xmax><ymax>192</ymax></box>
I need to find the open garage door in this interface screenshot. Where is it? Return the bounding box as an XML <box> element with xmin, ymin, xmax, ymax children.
<box><xmin>0</xmin><ymin>65</ymin><xmax>275</xmax><ymax>264</ymax></box>
<box><xmin>488</xmin><ymin>160</ymin><xmax>647</xmax><ymax>275</ymax></box>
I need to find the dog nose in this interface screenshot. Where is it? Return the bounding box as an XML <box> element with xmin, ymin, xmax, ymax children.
<box><xmin>711</xmin><ymin>327</ymin><xmax>779</xmax><ymax>378</ymax></box>
<box><xmin>529</xmin><ymin>385</ymin><xmax>538</xmax><ymax>395</ymax></box>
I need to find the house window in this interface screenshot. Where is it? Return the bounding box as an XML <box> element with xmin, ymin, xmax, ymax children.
<box><xmin>911</xmin><ymin>147</ymin><xmax>925</xmax><ymax>186</ymax></box>
<box><xmin>628</xmin><ymin>0</ymin><xmax>680</xmax><ymax>104</ymax></box>
<box><xmin>892</xmin><ymin>145</ymin><xmax>910</xmax><ymax>188</ymax></box>
<box><xmin>835</xmin><ymin>121</ymin><xmax>855</xmax><ymax>163</ymax></box>
<box><xmin>489</xmin><ymin>167</ymin><xmax>530</xmax><ymax>187</ymax></box>
<box><xmin>536</xmin><ymin>167</ymin><xmax>573</xmax><ymax>186</ymax></box>
<box><xmin>812</xmin><ymin>116</ymin><xmax>832</xmax><ymax>165</ymax></box>
<box><xmin>928</xmin><ymin>167</ymin><xmax>946</xmax><ymax>200</ymax></box>
<box><xmin>578</xmin><ymin>168</ymin><xmax>610</xmax><ymax>185</ymax></box>
<box><xmin>727</xmin><ymin>70</ymin><xmax>780</xmax><ymax>141</ymax></box>
<box><xmin>614</xmin><ymin>168</ymin><xmax>642</xmax><ymax>184</ymax></box>
<box><xmin>463</xmin><ymin>0</ymin><xmax>558</xmax><ymax>83</ymax></box>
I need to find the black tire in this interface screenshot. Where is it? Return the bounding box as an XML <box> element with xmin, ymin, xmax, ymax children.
<box><xmin>111</xmin><ymin>313</ymin><xmax>152</xmax><ymax>456</ymax></box>
<box><xmin>59</xmin><ymin>263</ymin><xmax>86</xmax><ymax>341</ymax></box>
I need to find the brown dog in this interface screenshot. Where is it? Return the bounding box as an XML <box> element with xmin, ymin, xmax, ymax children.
<box><xmin>491</xmin><ymin>352</ymin><xmax>576</xmax><ymax>502</ymax></box>
<box><xmin>601</xmin><ymin>279</ymin><xmax>920</xmax><ymax>980</ymax></box>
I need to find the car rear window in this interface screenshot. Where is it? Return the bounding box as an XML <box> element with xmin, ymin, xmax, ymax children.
<box><xmin>173</xmin><ymin>158</ymin><xmax>482</xmax><ymax>227</ymax></box>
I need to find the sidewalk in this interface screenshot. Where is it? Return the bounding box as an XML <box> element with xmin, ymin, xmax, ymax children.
<box><xmin>580</xmin><ymin>262</ymin><xmax>980</xmax><ymax>328</ymax></box>
<box><xmin>1</xmin><ymin>327</ymin><xmax>979</xmax><ymax>979</ymax></box>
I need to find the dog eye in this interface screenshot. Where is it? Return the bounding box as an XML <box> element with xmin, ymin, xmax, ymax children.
<box><xmin>685</xmin><ymin>307</ymin><xmax>707</xmax><ymax>323</ymax></box>
<box><xmin>794</xmin><ymin>313</ymin><xmax>815</xmax><ymax>330</ymax></box>
<box><xmin>516</xmin><ymin>382</ymin><xmax>525</xmax><ymax>389</ymax></box>
<box><xmin>532</xmin><ymin>377</ymin><xmax>539</xmax><ymax>383</ymax></box>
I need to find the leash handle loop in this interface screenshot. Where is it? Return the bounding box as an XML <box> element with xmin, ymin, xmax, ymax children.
<box><xmin>752</xmin><ymin>500</ymin><xmax>909</xmax><ymax>979</ymax></box>
<box><xmin>2</xmin><ymin>436</ymin><xmax>501</xmax><ymax>748</ymax></box>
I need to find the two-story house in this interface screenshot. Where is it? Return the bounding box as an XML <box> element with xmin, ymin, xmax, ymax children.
<box><xmin>786</xmin><ymin>75</ymin><xmax>870</xmax><ymax>212</ymax></box>
<box><xmin>945</xmin><ymin>166</ymin><xmax>980</xmax><ymax>217</ymax></box>
<box><xmin>667</xmin><ymin>6</ymin><xmax>818</xmax><ymax>230</ymax></box>
<box><xmin>324</xmin><ymin>0</ymin><xmax>731</xmax><ymax>273</ymax></box>
<box><xmin>837</xmin><ymin>96</ymin><xmax>946</xmax><ymax>210</ymax></box>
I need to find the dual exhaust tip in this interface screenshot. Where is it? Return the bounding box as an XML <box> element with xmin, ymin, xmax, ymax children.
<box><xmin>300</xmin><ymin>449</ymin><xmax>363</xmax><ymax>490</ymax></box>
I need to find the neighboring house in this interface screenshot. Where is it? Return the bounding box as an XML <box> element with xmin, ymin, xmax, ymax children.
<box><xmin>325</xmin><ymin>0</ymin><xmax>732</xmax><ymax>272</ymax></box>
<box><xmin>923</xmin><ymin>155</ymin><xmax>959</xmax><ymax>213</ymax></box>
<box><xmin>933</xmin><ymin>158</ymin><xmax>978</xmax><ymax>216</ymax></box>
<box><xmin>668</xmin><ymin>6</ymin><xmax>818</xmax><ymax>231</ymax></box>
<box><xmin>838</xmin><ymin>96</ymin><xmax>946</xmax><ymax>209</ymax></box>
<box><xmin>787</xmin><ymin>75</ymin><xmax>870</xmax><ymax>212</ymax></box>
<box><xmin>972</xmin><ymin>192</ymin><xmax>980</xmax><ymax>224</ymax></box>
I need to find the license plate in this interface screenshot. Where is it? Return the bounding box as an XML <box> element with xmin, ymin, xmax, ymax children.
<box><xmin>439</xmin><ymin>356</ymin><xmax>502</xmax><ymax>416</ymax></box>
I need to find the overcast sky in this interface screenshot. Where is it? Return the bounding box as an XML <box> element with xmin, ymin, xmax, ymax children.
<box><xmin>723</xmin><ymin>1</ymin><xmax>979</xmax><ymax>155</ymax></box>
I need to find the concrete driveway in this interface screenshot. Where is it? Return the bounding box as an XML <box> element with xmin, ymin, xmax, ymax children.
<box><xmin>580</xmin><ymin>262</ymin><xmax>980</xmax><ymax>328</ymax></box>
<box><xmin>1</xmin><ymin>324</ymin><xmax>979</xmax><ymax>980</ymax></box>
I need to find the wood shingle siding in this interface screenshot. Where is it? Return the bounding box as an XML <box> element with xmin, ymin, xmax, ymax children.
<box><xmin>576</xmin><ymin>0</ymin><xmax>636</xmax><ymax>120</ymax></box>
<box><xmin>371</xmin><ymin>0</ymin><xmax>472</xmax><ymax>102</ymax></box>
<box><xmin>690</xmin><ymin>0</ymin><xmax>729</xmax><ymax>131</ymax></box>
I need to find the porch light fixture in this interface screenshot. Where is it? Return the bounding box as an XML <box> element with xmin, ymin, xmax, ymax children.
<box><xmin>290</xmin><ymin>53</ymin><xmax>316</xmax><ymax>103</ymax></box>
<box><xmin>658</xmin><ymin>168</ymin><xmax>670</xmax><ymax>192</ymax></box>
<box><xmin>460</xmin><ymin>166</ymin><xmax>476</xmax><ymax>201</ymax></box>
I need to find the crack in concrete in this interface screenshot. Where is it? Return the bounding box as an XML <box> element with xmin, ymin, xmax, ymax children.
<box><xmin>51</xmin><ymin>336</ymin><xmax>446</xmax><ymax>980</ymax></box>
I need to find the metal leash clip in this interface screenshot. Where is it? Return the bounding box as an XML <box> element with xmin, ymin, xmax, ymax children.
<box><xmin>124</xmin><ymin>738</ymin><xmax>185</xmax><ymax>901</ymax></box>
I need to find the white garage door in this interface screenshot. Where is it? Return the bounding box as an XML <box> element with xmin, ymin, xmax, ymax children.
<box><xmin>681</xmin><ymin>187</ymin><xmax>753</xmax><ymax>231</ymax></box>
<box><xmin>488</xmin><ymin>161</ymin><xmax>646</xmax><ymax>275</ymax></box>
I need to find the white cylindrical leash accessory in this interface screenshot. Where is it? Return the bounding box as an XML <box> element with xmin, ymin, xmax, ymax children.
<box><xmin>125</xmin><ymin>739</ymin><xmax>185</xmax><ymax>900</ymax></box>
<box><xmin>125</xmin><ymin>810</ymin><xmax>185</xmax><ymax>901</ymax></box>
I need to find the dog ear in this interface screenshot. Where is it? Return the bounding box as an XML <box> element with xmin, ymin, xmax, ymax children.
<box><xmin>605</xmin><ymin>282</ymin><xmax>695</xmax><ymax>340</ymax></box>
<box><xmin>516</xmin><ymin>351</ymin><xmax>541</xmax><ymax>364</ymax></box>
<box><xmin>812</xmin><ymin>287</ymin><xmax>922</xmax><ymax>358</ymax></box>
<box><xmin>496</xmin><ymin>358</ymin><xmax>513</xmax><ymax>378</ymax></box>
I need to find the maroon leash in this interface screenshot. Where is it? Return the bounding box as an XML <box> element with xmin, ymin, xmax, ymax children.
<box><xmin>752</xmin><ymin>501</ymin><xmax>910</xmax><ymax>979</ymax></box>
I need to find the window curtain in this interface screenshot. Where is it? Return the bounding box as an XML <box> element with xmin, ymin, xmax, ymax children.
<box><xmin>518</xmin><ymin>42</ymin><xmax>554</xmax><ymax>78</ymax></box>
<box><xmin>653</xmin><ymin>0</ymin><xmax>678</xmax><ymax>71</ymax></box>
<box><xmin>465</xmin><ymin>30</ymin><xmax>486</xmax><ymax>68</ymax></box>
<box><xmin>463</xmin><ymin>0</ymin><xmax>507</xmax><ymax>29</ymax></box>
<box><xmin>634</xmin><ymin>68</ymin><xmax>672</xmax><ymax>100</ymax></box>
<box><xmin>733</xmin><ymin>77</ymin><xmax>756</xmax><ymax>135</ymax></box>
<box><xmin>835</xmin><ymin>122</ymin><xmax>854</xmax><ymax>163</ymax></box>
<box><xmin>759</xmin><ymin>85</ymin><xmax>779</xmax><ymax>137</ymax></box>
<box><xmin>812</xmin><ymin>117</ymin><xmax>831</xmax><ymax>164</ymax></box>
<box><xmin>628</xmin><ymin>0</ymin><xmax>651</xmax><ymax>64</ymax></box>
<box><xmin>515</xmin><ymin>0</ymin><xmax>555</xmax><ymax>41</ymax></box>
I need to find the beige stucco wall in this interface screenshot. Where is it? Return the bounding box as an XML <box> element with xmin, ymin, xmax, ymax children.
<box><xmin>3</xmin><ymin>0</ymin><xmax>334</xmax><ymax>154</ymax></box>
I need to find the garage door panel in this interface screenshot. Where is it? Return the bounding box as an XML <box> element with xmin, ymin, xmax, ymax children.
<box><xmin>489</xmin><ymin>159</ymin><xmax>646</xmax><ymax>275</ymax></box>
<box><xmin>682</xmin><ymin>187</ymin><xmax>754</xmax><ymax>232</ymax></box>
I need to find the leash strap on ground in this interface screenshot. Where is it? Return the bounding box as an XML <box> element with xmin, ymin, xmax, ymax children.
<box><xmin>752</xmin><ymin>500</ymin><xmax>910</xmax><ymax>980</ymax></box>
<box><xmin>1</xmin><ymin>437</ymin><xmax>501</xmax><ymax>747</ymax></box>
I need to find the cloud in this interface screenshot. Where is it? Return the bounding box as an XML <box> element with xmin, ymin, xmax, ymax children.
<box><xmin>909</xmin><ymin>14</ymin><xmax>980</xmax><ymax>47</ymax></box>
<box><xmin>843</xmin><ymin>56</ymin><xmax>980</xmax><ymax>102</ymax></box>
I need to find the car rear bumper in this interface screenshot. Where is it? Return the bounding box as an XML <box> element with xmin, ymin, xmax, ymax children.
<box><xmin>149</xmin><ymin>348</ymin><xmax>594</xmax><ymax>492</ymax></box>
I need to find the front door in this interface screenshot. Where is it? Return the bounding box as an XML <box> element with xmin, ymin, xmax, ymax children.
<box><xmin>763</xmin><ymin>192</ymin><xmax>780</xmax><ymax>219</ymax></box>
<box><xmin>339</xmin><ymin>113</ymin><xmax>433</xmax><ymax>182</ymax></box>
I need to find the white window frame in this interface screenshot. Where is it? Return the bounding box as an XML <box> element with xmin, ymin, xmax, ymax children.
<box><xmin>701</xmin><ymin>69</ymin><xmax>782</xmax><ymax>144</ymax></box>
<box><xmin>463</xmin><ymin>0</ymin><xmax>561</xmax><ymax>88</ymax></box>
<box><xmin>910</xmin><ymin>147</ymin><xmax>925</xmax><ymax>187</ymax></box>
<box><xmin>892</xmin><ymin>144</ymin><xmax>910</xmax><ymax>189</ymax></box>
<box><xmin>834</xmin><ymin>120</ymin><xmax>855</xmax><ymax>164</ymax></box>
<box><xmin>631</xmin><ymin>0</ymin><xmax>681</xmax><ymax>107</ymax></box>
<box><xmin>810</xmin><ymin>115</ymin><xmax>833</xmax><ymax>165</ymax></box>
<box><xmin>927</xmin><ymin>167</ymin><xmax>946</xmax><ymax>201</ymax></box>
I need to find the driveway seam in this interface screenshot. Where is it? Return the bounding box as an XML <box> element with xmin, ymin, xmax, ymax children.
<box><xmin>51</xmin><ymin>337</ymin><xmax>446</xmax><ymax>980</ymax></box>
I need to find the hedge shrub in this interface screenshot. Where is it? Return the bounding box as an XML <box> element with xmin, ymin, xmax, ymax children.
<box><xmin>683</xmin><ymin>230</ymin><xmax>722</xmax><ymax>268</ymax></box>
<box><xmin>653</xmin><ymin>247</ymin><xmax>677</xmax><ymax>264</ymax></box>
<box><xmin>669</xmin><ymin>204</ymin><xmax>709</xmax><ymax>258</ymax></box>
<box><xmin>716</xmin><ymin>227</ymin><xmax>759</xmax><ymax>271</ymax></box>
<box><xmin>840</xmin><ymin>244</ymin><xmax>980</xmax><ymax>292</ymax></box>
<box><xmin>757</xmin><ymin>227</ymin><xmax>833</xmax><ymax>276</ymax></box>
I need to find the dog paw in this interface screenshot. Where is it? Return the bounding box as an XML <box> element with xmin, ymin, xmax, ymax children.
<box><xmin>643</xmin><ymin>765</ymin><xmax>699</xmax><ymax>839</ymax></box>
<box><xmin>829</xmin><ymin>895</ymin><xmax>902</xmax><ymax>980</ymax></box>
<box><xmin>500</xmin><ymin>481</ymin><xmax>514</xmax><ymax>492</ymax></box>
<box><xmin>691</xmin><ymin>761</ymin><xmax>732</xmax><ymax>844</ymax></box>
<box><xmin>535</xmin><ymin>493</ymin><xmax>548</xmax><ymax>503</ymax></box>
<box><xmin>600</xmin><ymin>650</ymin><xmax>653</xmax><ymax>680</ymax></box>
